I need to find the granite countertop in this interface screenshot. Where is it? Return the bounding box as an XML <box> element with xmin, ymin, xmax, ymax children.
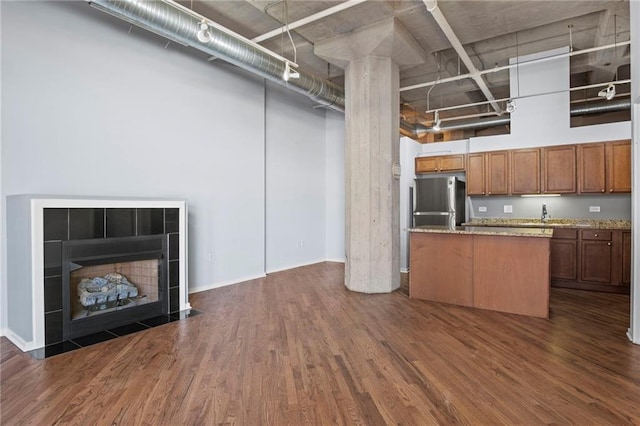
<box><xmin>466</xmin><ymin>218</ymin><xmax>631</xmax><ymax>230</ymax></box>
<box><xmin>409</xmin><ymin>225</ymin><xmax>554</xmax><ymax>238</ymax></box>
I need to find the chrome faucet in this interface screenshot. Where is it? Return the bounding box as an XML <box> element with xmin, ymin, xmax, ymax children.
<box><xmin>541</xmin><ymin>203</ymin><xmax>549</xmax><ymax>222</ymax></box>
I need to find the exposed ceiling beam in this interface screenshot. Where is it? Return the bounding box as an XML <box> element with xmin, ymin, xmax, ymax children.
<box><xmin>251</xmin><ymin>0</ymin><xmax>368</xmax><ymax>43</ymax></box>
<box><xmin>423</xmin><ymin>0</ymin><xmax>503</xmax><ymax>114</ymax></box>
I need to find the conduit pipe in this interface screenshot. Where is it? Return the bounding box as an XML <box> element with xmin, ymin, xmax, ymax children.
<box><xmin>404</xmin><ymin>98</ymin><xmax>631</xmax><ymax>137</ymax></box>
<box><xmin>401</xmin><ymin>40</ymin><xmax>632</xmax><ymax>93</ymax></box>
<box><xmin>88</xmin><ymin>0</ymin><xmax>345</xmax><ymax>111</ymax></box>
<box><xmin>252</xmin><ymin>0</ymin><xmax>368</xmax><ymax>43</ymax></box>
<box><xmin>423</xmin><ymin>0</ymin><xmax>502</xmax><ymax>114</ymax></box>
<box><xmin>87</xmin><ymin>0</ymin><xmax>630</xmax><ymax>140</ymax></box>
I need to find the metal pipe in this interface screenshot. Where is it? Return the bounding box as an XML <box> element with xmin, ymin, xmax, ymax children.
<box><xmin>400</xmin><ymin>40</ymin><xmax>631</xmax><ymax>92</ymax></box>
<box><xmin>252</xmin><ymin>0</ymin><xmax>367</xmax><ymax>43</ymax></box>
<box><xmin>405</xmin><ymin>98</ymin><xmax>630</xmax><ymax>137</ymax></box>
<box><xmin>88</xmin><ymin>0</ymin><xmax>345</xmax><ymax>111</ymax></box>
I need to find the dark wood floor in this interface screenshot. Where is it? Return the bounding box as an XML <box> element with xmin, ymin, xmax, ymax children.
<box><xmin>2</xmin><ymin>262</ymin><xmax>640</xmax><ymax>424</ymax></box>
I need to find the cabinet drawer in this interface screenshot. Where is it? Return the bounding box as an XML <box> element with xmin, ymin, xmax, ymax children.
<box><xmin>581</xmin><ymin>230</ymin><xmax>612</xmax><ymax>241</ymax></box>
<box><xmin>552</xmin><ymin>229</ymin><xmax>577</xmax><ymax>240</ymax></box>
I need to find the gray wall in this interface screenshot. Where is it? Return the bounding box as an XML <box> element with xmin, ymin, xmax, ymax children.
<box><xmin>0</xmin><ymin>0</ymin><xmax>342</xmax><ymax>323</ymax></box>
<box><xmin>265</xmin><ymin>81</ymin><xmax>328</xmax><ymax>272</ymax></box>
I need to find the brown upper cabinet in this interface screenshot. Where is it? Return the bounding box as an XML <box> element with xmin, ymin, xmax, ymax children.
<box><xmin>466</xmin><ymin>151</ymin><xmax>509</xmax><ymax>196</ymax></box>
<box><xmin>577</xmin><ymin>143</ymin><xmax>606</xmax><ymax>193</ymax></box>
<box><xmin>510</xmin><ymin>148</ymin><xmax>541</xmax><ymax>195</ymax></box>
<box><xmin>577</xmin><ymin>140</ymin><xmax>631</xmax><ymax>194</ymax></box>
<box><xmin>415</xmin><ymin>154</ymin><xmax>465</xmax><ymax>174</ymax></box>
<box><xmin>543</xmin><ymin>145</ymin><xmax>576</xmax><ymax>194</ymax></box>
<box><xmin>607</xmin><ymin>140</ymin><xmax>631</xmax><ymax>193</ymax></box>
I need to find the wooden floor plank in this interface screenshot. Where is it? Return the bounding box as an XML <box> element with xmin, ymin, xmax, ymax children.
<box><xmin>2</xmin><ymin>262</ymin><xmax>640</xmax><ymax>424</ymax></box>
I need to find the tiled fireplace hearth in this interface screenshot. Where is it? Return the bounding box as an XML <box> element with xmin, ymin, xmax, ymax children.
<box><xmin>6</xmin><ymin>196</ymin><xmax>189</xmax><ymax>353</ymax></box>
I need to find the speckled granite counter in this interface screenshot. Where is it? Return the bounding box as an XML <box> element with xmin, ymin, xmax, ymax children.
<box><xmin>409</xmin><ymin>225</ymin><xmax>553</xmax><ymax>238</ymax></box>
<box><xmin>466</xmin><ymin>218</ymin><xmax>631</xmax><ymax>230</ymax></box>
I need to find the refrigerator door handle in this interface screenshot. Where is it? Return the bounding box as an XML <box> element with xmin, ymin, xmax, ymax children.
<box><xmin>448</xmin><ymin>178</ymin><xmax>456</xmax><ymax>212</ymax></box>
<box><xmin>413</xmin><ymin>212</ymin><xmax>450</xmax><ymax>216</ymax></box>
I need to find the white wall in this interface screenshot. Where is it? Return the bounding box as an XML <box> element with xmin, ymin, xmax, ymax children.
<box><xmin>0</xmin><ymin>1</ymin><xmax>5</xmax><ymax>334</ymax></box>
<box><xmin>0</xmin><ymin>0</ymin><xmax>339</xmax><ymax>331</ymax></box>
<box><xmin>629</xmin><ymin>0</ymin><xmax>639</xmax><ymax>344</ymax></box>
<box><xmin>399</xmin><ymin>137</ymin><xmax>422</xmax><ymax>272</ymax></box>
<box><xmin>325</xmin><ymin>110</ymin><xmax>345</xmax><ymax>262</ymax></box>
<box><xmin>265</xmin><ymin>81</ymin><xmax>328</xmax><ymax>272</ymax></box>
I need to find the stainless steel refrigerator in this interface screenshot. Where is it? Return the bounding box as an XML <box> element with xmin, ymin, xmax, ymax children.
<box><xmin>413</xmin><ymin>176</ymin><xmax>466</xmax><ymax>227</ymax></box>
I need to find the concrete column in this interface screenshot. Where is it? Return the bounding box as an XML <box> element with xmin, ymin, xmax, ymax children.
<box><xmin>316</xmin><ymin>18</ymin><xmax>426</xmax><ymax>293</ymax></box>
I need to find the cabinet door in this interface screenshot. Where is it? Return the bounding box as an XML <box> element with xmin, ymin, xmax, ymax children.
<box><xmin>511</xmin><ymin>149</ymin><xmax>541</xmax><ymax>194</ymax></box>
<box><xmin>466</xmin><ymin>153</ymin><xmax>486</xmax><ymax>195</ymax></box>
<box><xmin>607</xmin><ymin>140</ymin><xmax>631</xmax><ymax>193</ymax></box>
<box><xmin>415</xmin><ymin>157</ymin><xmax>439</xmax><ymax>174</ymax></box>
<box><xmin>577</xmin><ymin>143</ymin><xmax>606</xmax><ymax>193</ymax></box>
<box><xmin>622</xmin><ymin>231</ymin><xmax>631</xmax><ymax>286</ymax></box>
<box><xmin>580</xmin><ymin>240</ymin><xmax>613</xmax><ymax>283</ymax></box>
<box><xmin>543</xmin><ymin>145</ymin><xmax>576</xmax><ymax>194</ymax></box>
<box><xmin>486</xmin><ymin>151</ymin><xmax>509</xmax><ymax>195</ymax></box>
<box><xmin>550</xmin><ymin>239</ymin><xmax>578</xmax><ymax>280</ymax></box>
<box><xmin>440</xmin><ymin>155</ymin><xmax>465</xmax><ymax>172</ymax></box>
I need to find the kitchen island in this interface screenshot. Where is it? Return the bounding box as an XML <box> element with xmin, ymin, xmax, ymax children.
<box><xmin>409</xmin><ymin>225</ymin><xmax>553</xmax><ymax>318</ymax></box>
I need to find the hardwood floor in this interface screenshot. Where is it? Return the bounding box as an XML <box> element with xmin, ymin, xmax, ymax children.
<box><xmin>2</xmin><ymin>262</ymin><xmax>640</xmax><ymax>424</ymax></box>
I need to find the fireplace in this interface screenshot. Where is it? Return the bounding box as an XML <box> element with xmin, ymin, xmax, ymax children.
<box><xmin>5</xmin><ymin>196</ymin><xmax>189</xmax><ymax>353</ymax></box>
<box><xmin>62</xmin><ymin>235</ymin><xmax>168</xmax><ymax>340</ymax></box>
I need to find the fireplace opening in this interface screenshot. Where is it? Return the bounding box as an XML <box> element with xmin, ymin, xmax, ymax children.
<box><xmin>62</xmin><ymin>235</ymin><xmax>168</xmax><ymax>340</ymax></box>
<box><xmin>70</xmin><ymin>260</ymin><xmax>159</xmax><ymax>320</ymax></box>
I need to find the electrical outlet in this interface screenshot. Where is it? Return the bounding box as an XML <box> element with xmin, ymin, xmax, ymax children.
<box><xmin>503</xmin><ymin>205</ymin><xmax>513</xmax><ymax>214</ymax></box>
<box><xmin>589</xmin><ymin>206</ymin><xmax>601</xmax><ymax>213</ymax></box>
<box><xmin>478</xmin><ymin>206</ymin><xmax>487</xmax><ymax>212</ymax></box>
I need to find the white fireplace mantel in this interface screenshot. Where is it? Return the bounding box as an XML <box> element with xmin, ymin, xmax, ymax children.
<box><xmin>5</xmin><ymin>195</ymin><xmax>189</xmax><ymax>352</ymax></box>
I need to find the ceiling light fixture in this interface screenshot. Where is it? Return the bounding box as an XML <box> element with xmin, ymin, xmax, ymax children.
<box><xmin>197</xmin><ymin>19</ymin><xmax>212</xmax><ymax>43</ymax></box>
<box><xmin>283</xmin><ymin>62</ymin><xmax>300</xmax><ymax>82</ymax></box>
<box><xmin>432</xmin><ymin>110</ymin><xmax>441</xmax><ymax>131</ymax></box>
<box><xmin>597</xmin><ymin>83</ymin><xmax>616</xmax><ymax>101</ymax></box>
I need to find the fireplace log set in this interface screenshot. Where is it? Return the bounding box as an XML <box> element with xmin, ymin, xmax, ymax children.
<box><xmin>77</xmin><ymin>272</ymin><xmax>145</xmax><ymax>315</ymax></box>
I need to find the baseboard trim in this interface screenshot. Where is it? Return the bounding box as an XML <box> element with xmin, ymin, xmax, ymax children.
<box><xmin>266</xmin><ymin>258</ymin><xmax>327</xmax><ymax>274</ymax></box>
<box><xmin>188</xmin><ymin>273</ymin><xmax>267</xmax><ymax>294</ymax></box>
<box><xmin>4</xmin><ymin>330</ymin><xmax>37</xmax><ymax>352</ymax></box>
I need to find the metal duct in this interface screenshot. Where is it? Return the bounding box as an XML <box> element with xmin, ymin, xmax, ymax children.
<box><xmin>405</xmin><ymin>98</ymin><xmax>632</xmax><ymax>137</ymax></box>
<box><xmin>570</xmin><ymin>99</ymin><xmax>631</xmax><ymax>116</ymax></box>
<box><xmin>88</xmin><ymin>0</ymin><xmax>344</xmax><ymax>111</ymax></box>
<box><xmin>85</xmin><ymin>0</ymin><xmax>632</xmax><ymax>139</ymax></box>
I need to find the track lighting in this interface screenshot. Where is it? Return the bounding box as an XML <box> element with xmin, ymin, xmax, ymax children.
<box><xmin>283</xmin><ymin>62</ymin><xmax>299</xmax><ymax>82</ymax></box>
<box><xmin>597</xmin><ymin>83</ymin><xmax>616</xmax><ymax>101</ymax></box>
<box><xmin>197</xmin><ymin>19</ymin><xmax>212</xmax><ymax>43</ymax></box>
<box><xmin>432</xmin><ymin>110</ymin><xmax>441</xmax><ymax>131</ymax></box>
<box><xmin>506</xmin><ymin>99</ymin><xmax>516</xmax><ymax>113</ymax></box>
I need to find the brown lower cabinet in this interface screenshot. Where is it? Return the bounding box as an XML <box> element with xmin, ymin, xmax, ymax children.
<box><xmin>551</xmin><ymin>228</ymin><xmax>629</xmax><ymax>293</ymax></box>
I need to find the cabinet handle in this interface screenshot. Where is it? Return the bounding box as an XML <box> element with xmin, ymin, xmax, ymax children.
<box><xmin>595</xmin><ymin>233</ymin><xmax>598</xmax><ymax>237</ymax></box>
<box><xmin>482</xmin><ymin>192</ymin><xmax>486</xmax><ymax>195</ymax></box>
<box><xmin>610</xmin><ymin>189</ymin><xmax>613</xmax><ymax>192</ymax></box>
<box><xmin>488</xmin><ymin>192</ymin><xmax>491</xmax><ymax>194</ymax></box>
<box><xmin>601</xmin><ymin>189</ymin><xmax>605</xmax><ymax>193</ymax></box>
<box><xmin>607</xmin><ymin>242</ymin><xmax>611</xmax><ymax>246</ymax></box>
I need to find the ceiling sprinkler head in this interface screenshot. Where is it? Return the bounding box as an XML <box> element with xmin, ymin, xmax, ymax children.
<box><xmin>597</xmin><ymin>83</ymin><xmax>616</xmax><ymax>101</ymax></box>
<box><xmin>506</xmin><ymin>99</ymin><xmax>516</xmax><ymax>113</ymax></box>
